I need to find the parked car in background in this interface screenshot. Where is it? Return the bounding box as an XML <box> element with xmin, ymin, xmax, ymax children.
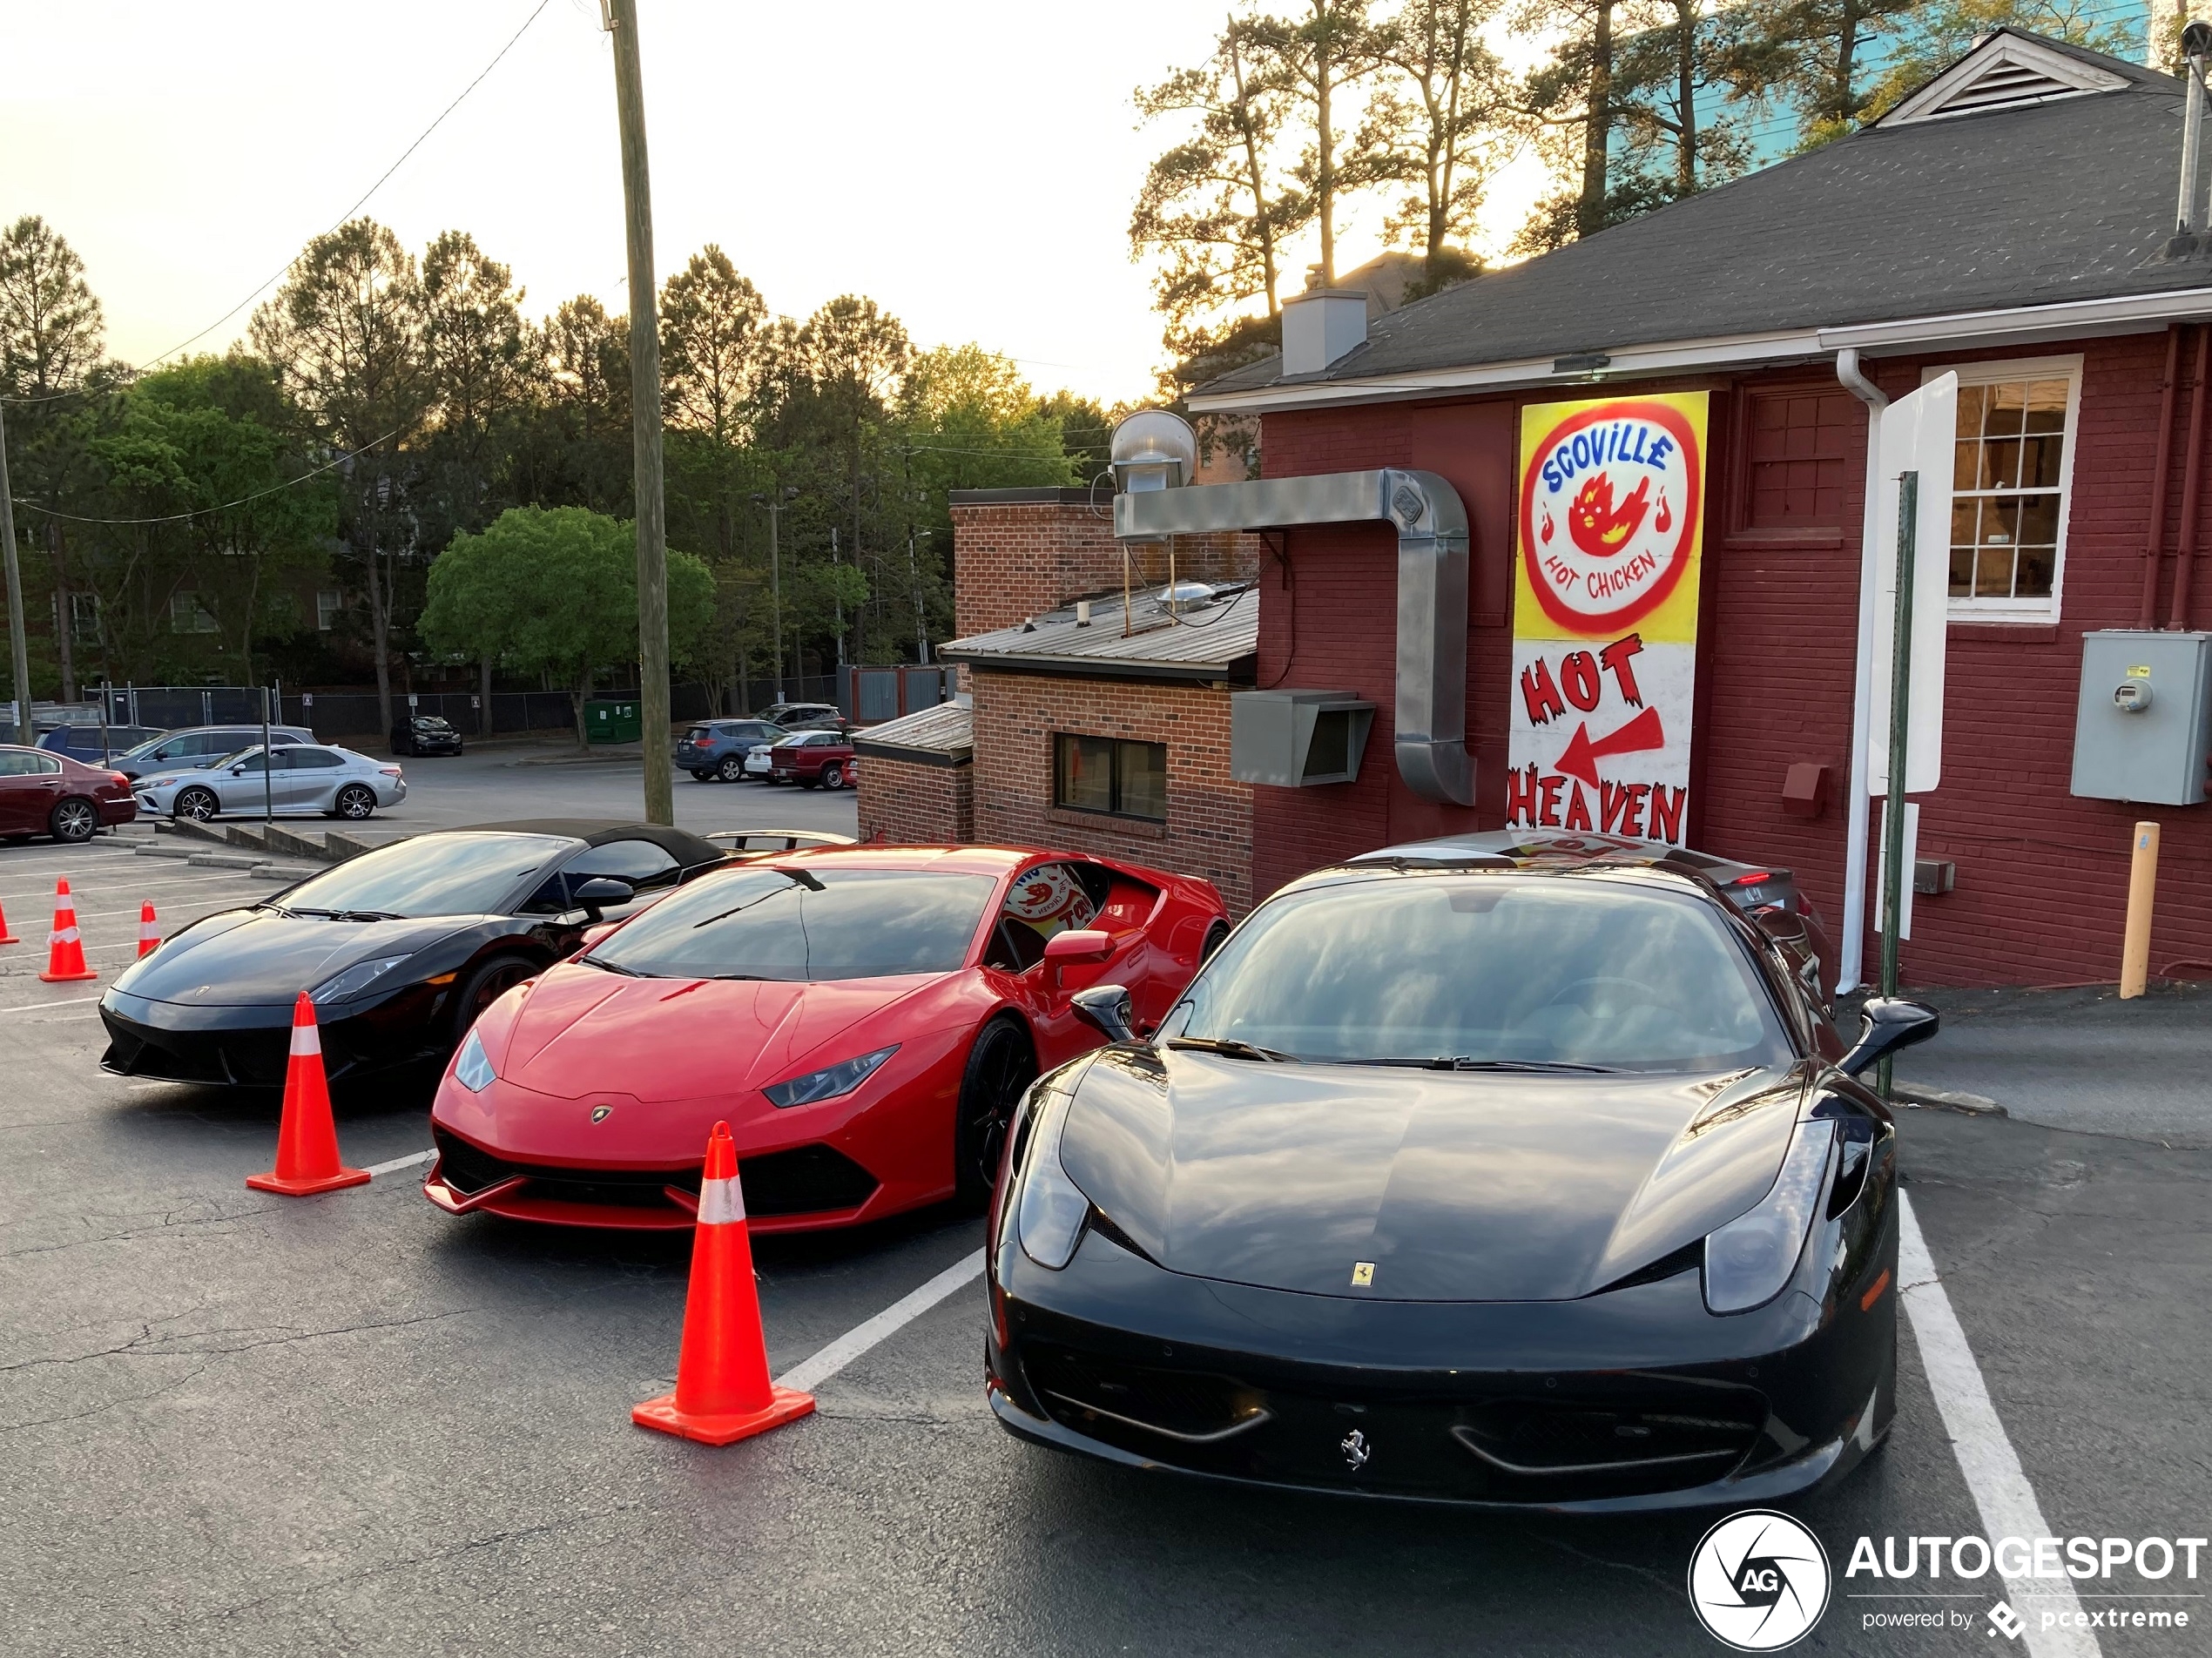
<box><xmin>391</xmin><ymin>715</ymin><xmax>464</xmax><ymax>757</ymax></box>
<box><xmin>37</xmin><ymin>725</ymin><xmax>166</xmax><ymax>765</ymax></box>
<box><xmin>741</xmin><ymin>740</ymin><xmax>777</xmax><ymax>781</ymax></box>
<box><xmin>113</xmin><ymin>725</ymin><xmax>315</xmax><ymax>781</ymax></box>
<box><xmin>0</xmin><ymin>745</ymin><xmax>138</xmax><ymax>842</ymax></box>
<box><xmin>133</xmin><ymin>744</ymin><xmax>405</xmax><ymax>822</ymax></box>
<box><xmin>675</xmin><ymin>718</ymin><xmax>788</xmax><ymax>782</ymax></box>
<box><xmin>756</xmin><ymin>701</ymin><xmax>848</xmax><ymax>733</ymax></box>
<box><xmin>768</xmin><ymin>729</ymin><xmax>855</xmax><ymax>789</ymax></box>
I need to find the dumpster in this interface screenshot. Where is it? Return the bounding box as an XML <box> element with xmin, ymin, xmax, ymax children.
<box><xmin>584</xmin><ymin>698</ymin><xmax>642</xmax><ymax>744</ymax></box>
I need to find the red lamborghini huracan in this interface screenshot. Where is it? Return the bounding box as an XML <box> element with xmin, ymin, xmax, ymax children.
<box><xmin>422</xmin><ymin>845</ymin><xmax>1229</xmax><ymax>1231</ymax></box>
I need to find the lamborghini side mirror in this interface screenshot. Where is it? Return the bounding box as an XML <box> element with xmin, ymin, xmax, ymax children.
<box><xmin>1840</xmin><ymin>996</ymin><xmax>1939</xmax><ymax>1077</ymax></box>
<box><xmin>1069</xmin><ymin>983</ymin><xmax>1136</xmax><ymax>1044</ymax></box>
<box><xmin>572</xmin><ymin>876</ymin><xmax>635</xmax><ymax>921</ymax></box>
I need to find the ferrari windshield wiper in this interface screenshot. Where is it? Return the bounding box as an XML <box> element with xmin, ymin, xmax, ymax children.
<box><xmin>1163</xmin><ymin>1036</ymin><xmax>1300</xmax><ymax>1062</ymax></box>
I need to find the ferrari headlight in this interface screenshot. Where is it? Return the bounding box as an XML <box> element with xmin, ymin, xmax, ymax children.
<box><xmin>309</xmin><ymin>954</ymin><xmax>410</xmax><ymax>1004</ymax></box>
<box><xmin>1703</xmin><ymin>1119</ymin><xmax>1836</xmax><ymax>1314</ymax></box>
<box><xmin>1016</xmin><ymin>1085</ymin><xmax>1090</xmax><ymax>1270</ymax></box>
<box><xmin>764</xmin><ymin>1044</ymin><xmax>897</xmax><ymax>1109</ymax></box>
<box><xmin>453</xmin><ymin>1028</ymin><xmax>496</xmax><ymax>1093</ymax></box>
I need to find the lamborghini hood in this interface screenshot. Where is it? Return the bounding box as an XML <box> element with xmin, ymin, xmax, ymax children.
<box><xmin>110</xmin><ymin>908</ymin><xmax>469</xmax><ymax>1007</ymax></box>
<box><xmin>1056</xmin><ymin>1047</ymin><xmax>1812</xmax><ymax>1302</ymax></box>
<box><xmin>486</xmin><ymin>961</ymin><xmax>953</xmax><ymax>1102</ymax></box>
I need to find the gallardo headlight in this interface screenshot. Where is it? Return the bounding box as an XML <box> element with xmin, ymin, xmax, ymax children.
<box><xmin>764</xmin><ymin>1045</ymin><xmax>897</xmax><ymax>1109</ymax></box>
<box><xmin>310</xmin><ymin>954</ymin><xmax>410</xmax><ymax>1004</ymax></box>
<box><xmin>1704</xmin><ymin>1120</ymin><xmax>1836</xmax><ymax>1314</ymax></box>
<box><xmin>1016</xmin><ymin>1085</ymin><xmax>1090</xmax><ymax>1270</ymax></box>
<box><xmin>453</xmin><ymin>1028</ymin><xmax>496</xmax><ymax>1093</ymax></box>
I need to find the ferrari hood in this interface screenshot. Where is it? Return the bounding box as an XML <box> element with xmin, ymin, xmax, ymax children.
<box><xmin>489</xmin><ymin>962</ymin><xmax>950</xmax><ymax>1102</ymax></box>
<box><xmin>111</xmin><ymin>909</ymin><xmax>469</xmax><ymax>1007</ymax></box>
<box><xmin>1056</xmin><ymin>1047</ymin><xmax>1811</xmax><ymax>1302</ymax></box>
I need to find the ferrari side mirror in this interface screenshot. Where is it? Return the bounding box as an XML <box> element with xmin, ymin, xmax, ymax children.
<box><xmin>1043</xmin><ymin>927</ymin><xmax>1114</xmax><ymax>990</ymax></box>
<box><xmin>1839</xmin><ymin>996</ymin><xmax>1939</xmax><ymax>1077</ymax></box>
<box><xmin>1070</xmin><ymin>984</ymin><xmax>1136</xmax><ymax>1044</ymax></box>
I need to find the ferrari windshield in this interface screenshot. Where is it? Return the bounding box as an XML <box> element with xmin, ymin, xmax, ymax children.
<box><xmin>274</xmin><ymin>833</ymin><xmax>570</xmax><ymax>919</ymax></box>
<box><xmin>1162</xmin><ymin>873</ymin><xmax>1791</xmax><ymax>1072</ymax></box>
<box><xmin>585</xmin><ymin>866</ymin><xmax>994</xmax><ymax>981</ymax></box>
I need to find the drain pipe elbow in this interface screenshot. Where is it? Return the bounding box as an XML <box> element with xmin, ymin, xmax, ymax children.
<box><xmin>1836</xmin><ymin>349</ymin><xmax>1889</xmax><ymax>996</ymax></box>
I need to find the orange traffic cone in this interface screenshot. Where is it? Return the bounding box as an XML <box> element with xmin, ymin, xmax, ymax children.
<box><xmin>137</xmin><ymin>901</ymin><xmax>160</xmax><ymax>958</ymax></box>
<box><xmin>632</xmin><ymin>1122</ymin><xmax>815</xmax><ymax>1445</ymax></box>
<box><xmin>246</xmin><ymin>993</ymin><xmax>369</xmax><ymax>1196</ymax></box>
<box><xmin>0</xmin><ymin>897</ymin><xmax>17</xmax><ymax>945</ymax></box>
<box><xmin>39</xmin><ymin>880</ymin><xmax>98</xmax><ymax>982</ymax></box>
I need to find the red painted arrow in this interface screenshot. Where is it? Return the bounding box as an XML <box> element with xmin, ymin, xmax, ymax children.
<box><xmin>1554</xmin><ymin>704</ymin><xmax>1667</xmax><ymax>788</ymax></box>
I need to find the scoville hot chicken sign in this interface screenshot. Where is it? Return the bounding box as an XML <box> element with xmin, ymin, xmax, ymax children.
<box><xmin>1509</xmin><ymin>392</ymin><xmax>1708</xmax><ymax>846</ymax></box>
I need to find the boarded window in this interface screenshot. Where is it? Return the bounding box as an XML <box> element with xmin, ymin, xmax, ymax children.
<box><xmin>1741</xmin><ymin>390</ymin><xmax>1855</xmax><ymax>534</ymax></box>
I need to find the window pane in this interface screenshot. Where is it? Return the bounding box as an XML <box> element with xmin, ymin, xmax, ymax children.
<box><xmin>1951</xmin><ymin>497</ymin><xmax>1980</xmax><ymax>548</ymax></box>
<box><xmin>1974</xmin><ymin>543</ymin><xmax>2016</xmax><ymax>598</ymax></box>
<box><xmin>2017</xmin><ymin>493</ymin><xmax>2060</xmax><ymax>546</ymax></box>
<box><xmin>2022</xmin><ymin>429</ymin><xmax>2065</xmax><ymax>489</ymax></box>
<box><xmin>1979</xmin><ymin>435</ymin><xmax>2023</xmax><ymax>489</ymax></box>
<box><xmin>1116</xmin><ymin>740</ymin><xmax>1168</xmax><ymax>821</ymax></box>
<box><xmin>2015</xmin><ymin>548</ymin><xmax>2056</xmax><ymax>597</ymax></box>
<box><xmin>1949</xmin><ymin>544</ymin><xmax>1974</xmax><ymax>596</ymax></box>
<box><xmin>1982</xmin><ymin>383</ymin><xmax>2027</xmax><ymax>439</ymax></box>
<box><xmin>1055</xmin><ymin>734</ymin><xmax>1114</xmax><ymax>812</ymax></box>
<box><xmin>1981</xmin><ymin>496</ymin><xmax>2022</xmax><ymax>547</ymax></box>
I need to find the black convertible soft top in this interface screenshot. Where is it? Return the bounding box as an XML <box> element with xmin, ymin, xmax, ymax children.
<box><xmin>447</xmin><ymin>819</ymin><xmax>728</xmax><ymax>870</ymax></box>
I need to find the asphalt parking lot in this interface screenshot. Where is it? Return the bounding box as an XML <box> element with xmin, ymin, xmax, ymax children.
<box><xmin>0</xmin><ymin>847</ymin><xmax>2203</xmax><ymax>1655</ymax></box>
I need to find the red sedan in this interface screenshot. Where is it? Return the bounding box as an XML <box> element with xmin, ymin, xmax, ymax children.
<box><xmin>0</xmin><ymin>745</ymin><xmax>137</xmax><ymax>842</ymax></box>
<box><xmin>422</xmin><ymin>845</ymin><xmax>1230</xmax><ymax>1231</ymax></box>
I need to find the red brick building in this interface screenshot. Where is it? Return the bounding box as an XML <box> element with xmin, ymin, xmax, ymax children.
<box><xmin>1168</xmin><ymin>30</ymin><xmax>2212</xmax><ymax>989</ymax></box>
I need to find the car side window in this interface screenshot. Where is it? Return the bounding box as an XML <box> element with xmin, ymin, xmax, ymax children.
<box><xmin>526</xmin><ymin>839</ymin><xmax>685</xmax><ymax>913</ymax></box>
<box><xmin>231</xmin><ymin>751</ymin><xmax>287</xmax><ymax>773</ymax></box>
<box><xmin>981</xmin><ymin>862</ymin><xmax>1102</xmax><ymax>973</ymax></box>
<box><xmin>291</xmin><ymin>749</ymin><xmax>345</xmax><ymax>769</ymax></box>
<box><xmin>0</xmin><ymin>752</ymin><xmax>41</xmax><ymax>777</ymax></box>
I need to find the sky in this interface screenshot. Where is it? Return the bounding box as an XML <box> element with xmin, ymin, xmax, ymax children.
<box><xmin>0</xmin><ymin>0</ymin><xmax>1554</xmax><ymax>409</ymax></box>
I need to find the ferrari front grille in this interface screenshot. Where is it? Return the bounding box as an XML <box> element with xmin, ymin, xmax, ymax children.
<box><xmin>1025</xmin><ymin>1343</ymin><xmax>1269</xmax><ymax>1445</ymax></box>
<box><xmin>1451</xmin><ymin>1397</ymin><xmax>1764</xmax><ymax>1484</ymax></box>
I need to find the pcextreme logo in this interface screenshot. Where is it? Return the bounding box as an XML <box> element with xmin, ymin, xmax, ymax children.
<box><xmin>1688</xmin><ymin>1510</ymin><xmax>1831</xmax><ymax>1651</ymax></box>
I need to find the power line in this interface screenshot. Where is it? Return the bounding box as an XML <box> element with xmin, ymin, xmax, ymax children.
<box><xmin>0</xmin><ymin>0</ymin><xmax>556</xmax><ymax>408</ymax></box>
<box><xmin>10</xmin><ymin>430</ymin><xmax>398</xmax><ymax>526</ymax></box>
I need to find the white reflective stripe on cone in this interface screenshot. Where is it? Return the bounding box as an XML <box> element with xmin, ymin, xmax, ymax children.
<box><xmin>289</xmin><ymin>1022</ymin><xmax>321</xmax><ymax>1056</ymax></box>
<box><xmin>698</xmin><ymin>1175</ymin><xmax>745</xmax><ymax>1225</ymax></box>
<box><xmin>50</xmin><ymin>927</ymin><xmax>79</xmax><ymax>944</ymax></box>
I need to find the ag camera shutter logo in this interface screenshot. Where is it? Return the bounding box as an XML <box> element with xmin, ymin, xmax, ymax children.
<box><xmin>1688</xmin><ymin>1510</ymin><xmax>1831</xmax><ymax>1650</ymax></box>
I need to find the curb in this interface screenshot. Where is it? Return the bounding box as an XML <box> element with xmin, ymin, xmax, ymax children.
<box><xmin>1892</xmin><ymin>1082</ymin><xmax>2006</xmax><ymax>1116</ymax></box>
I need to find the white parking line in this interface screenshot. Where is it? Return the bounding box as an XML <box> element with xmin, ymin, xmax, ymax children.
<box><xmin>0</xmin><ymin>995</ymin><xmax>104</xmax><ymax>1016</ymax></box>
<box><xmin>366</xmin><ymin>1149</ymin><xmax>436</xmax><ymax>1176</ymax></box>
<box><xmin>776</xmin><ymin>1248</ymin><xmax>987</xmax><ymax>1395</ymax></box>
<box><xmin>1898</xmin><ymin>1192</ymin><xmax>2100</xmax><ymax>1658</ymax></box>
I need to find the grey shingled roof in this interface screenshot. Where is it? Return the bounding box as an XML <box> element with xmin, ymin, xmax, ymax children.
<box><xmin>1197</xmin><ymin>32</ymin><xmax>2202</xmax><ymax>403</ymax></box>
<box><xmin>851</xmin><ymin>700</ymin><xmax>974</xmax><ymax>765</ymax></box>
<box><xmin>938</xmin><ymin>584</ymin><xmax>1258</xmax><ymax>682</ymax></box>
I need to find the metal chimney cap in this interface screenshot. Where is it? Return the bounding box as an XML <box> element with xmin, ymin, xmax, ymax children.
<box><xmin>1110</xmin><ymin>409</ymin><xmax>1198</xmax><ymax>494</ymax></box>
<box><xmin>2188</xmin><ymin>19</ymin><xmax>2212</xmax><ymax>57</ymax></box>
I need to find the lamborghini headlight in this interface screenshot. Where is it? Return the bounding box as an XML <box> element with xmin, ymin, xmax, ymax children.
<box><xmin>764</xmin><ymin>1045</ymin><xmax>898</xmax><ymax>1109</ymax></box>
<box><xmin>1016</xmin><ymin>1084</ymin><xmax>1090</xmax><ymax>1270</ymax></box>
<box><xmin>310</xmin><ymin>954</ymin><xmax>410</xmax><ymax>1004</ymax></box>
<box><xmin>1703</xmin><ymin>1119</ymin><xmax>1836</xmax><ymax>1314</ymax></box>
<box><xmin>453</xmin><ymin>1028</ymin><xmax>496</xmax><ymax>1093</ymax></box>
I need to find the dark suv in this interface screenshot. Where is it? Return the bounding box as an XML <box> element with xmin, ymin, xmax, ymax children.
<box><xmin>756</xmin><ymin>701</ymin><xmax>849</xmax><ymax>733</ymax></box>
<box><xmin>391</xmin><ymin>715</ymin><xmax>463</xmax><ymax>757</ymax></box>
<box><xmin>675</xmin><ymin>718</ymin><xmax>788</xmax><ymax>782</ymax></box>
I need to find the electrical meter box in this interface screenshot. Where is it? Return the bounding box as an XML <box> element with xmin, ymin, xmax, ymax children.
<box><xmin>2069</xmin><ymin>630</ymin><xmax>2212</xmax><ymax>805</ymax></box>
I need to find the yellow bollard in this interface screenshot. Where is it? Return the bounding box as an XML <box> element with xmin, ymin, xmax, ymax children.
<box><xmin>2120</xmin><ymin>820</ymin><xmax>2160</xmax><ymax>999</ymax></box>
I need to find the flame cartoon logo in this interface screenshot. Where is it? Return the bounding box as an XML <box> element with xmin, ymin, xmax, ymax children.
<box><xmin>1539</xmin><ymin>504</ymin><xmax>1554</xmax><ymax>544</ymax></box>
<box><xmin>1568</xmin><ymin>473</ymin><xmax>1653</xmax><ymax>558</ymax></box>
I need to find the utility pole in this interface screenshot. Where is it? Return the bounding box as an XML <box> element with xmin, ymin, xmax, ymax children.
<box><xmin>603</xmin><ymin>0</ymin><xmax>672</xmax><ymax>825</ymax></box>
<box><xmin>0</xmin><ymin>404</ymin><xmax>33</xmax><ymax>745</ymax></box>
<box><xmin>752</xmin><ymin>488</ymin><xmax>797</xmax><ymax>700</ymax></box>
<box><xmin>907</xmin><ymin>526</ymin><xmax>930</xmax><ymax>664</ymax></box>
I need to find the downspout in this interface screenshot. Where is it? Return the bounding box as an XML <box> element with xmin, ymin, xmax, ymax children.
<box><xmin>2139</xmin><ymin>325</ymin><xmax>2183</xmax><ymax>630</ymax></box>
<box><xmin>1836</xmin><ymin>347</ymin><xmax>1887</xmax><ymax>995</ymax></box>
<box><xmin>2169</xmin><ymin>324</ymin><xmax>2212</xmax><ymax>629</ymax></box>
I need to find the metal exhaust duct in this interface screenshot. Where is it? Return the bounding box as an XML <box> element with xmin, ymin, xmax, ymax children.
<box><xmin>1108</xmin><ymin>414</ymin><xmax>1474</xmax><ymax>806</ymax></box>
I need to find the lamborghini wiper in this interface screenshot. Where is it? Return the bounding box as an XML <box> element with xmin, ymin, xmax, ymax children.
<box><xmin>1440</xmin><ymin>1056</ymin><xmax>1623</xmax><ymax>1074</ymax></box>
<box><xmin>1164</xmin><ymin>1036</ymin><xmax>1300</xmax><ymax>1062</ymax></box>
<box><xmin>577</xmin><ymin>955</ymin><xmax>644</xmax><ymax>976</ymax></box>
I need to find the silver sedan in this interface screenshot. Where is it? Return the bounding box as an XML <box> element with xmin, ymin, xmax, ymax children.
<box><xmin>134</xmin><ymin>745</ymin><xmax>407</xmax><ymax>823</ymax></box>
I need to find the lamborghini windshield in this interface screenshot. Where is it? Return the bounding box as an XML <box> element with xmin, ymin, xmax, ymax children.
<box><xmin>1161</xmin><ymin>873</ymin><xmax>1791</xmax><ymax>1073</ymax></box>
<box><xmin>584</xmin><ymin>866</ymin><xmax>995</xmax><ymax>981</ymax></box>
<box><xmin>274</xmin><ymin>833</ymin><xmax>569</xmax><ymax>920</ymax></box>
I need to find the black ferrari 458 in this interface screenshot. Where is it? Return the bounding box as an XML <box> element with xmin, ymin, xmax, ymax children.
<box><xmin>986</xmin><ymin>839</ymin><xmax>1938</xmax><ymax>1512</ymax></box>
<box><xmin>98</xmin><ymin>819</ymin><xmax>727</xmax><ymax>1088</ymax></box>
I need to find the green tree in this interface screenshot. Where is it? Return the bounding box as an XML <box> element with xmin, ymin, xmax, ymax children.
<box><xmin>420</xmin><ymin>505</ymin><xmax>711</xmax><ymax>749</ymax></box>
<box><xmin>1366</xmin><ymin>0</ymin><xmax>1511</xmax><ymax>290</ymax></box>
<box><xmin>1251</xmin><ymin>0</ymin><xmax>1389</xmax><ymax>288</ymax></box>
<box><xmin>510</xmin><ymin>294</ymin><xmax>632</xmax><ymax>516</ymax></box>
<box><xmin>1515</xmin><ymin>0</ymin><xmax>1664</xmax><ymax>252</ymax></box>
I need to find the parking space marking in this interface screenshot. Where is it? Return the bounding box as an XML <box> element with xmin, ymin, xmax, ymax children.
<box><xmin>1898</xmin><ymin>1192</ymin><xmax>2100</xmax><ymax>1658</ymax></box>
<box><xmin>0</xmin><ymin>995</ymin><xmax>104</xmax><ymax>1016</ymax></box>
<box><xmin>365</xmin><ymin>1149</ymin><xmax>436</xmax><ymax>1176</ymax></box>
<box><xmin>776</xmin><ymin>1247</ymin><xmax>987</xmax><ymax>1395</ymax></box>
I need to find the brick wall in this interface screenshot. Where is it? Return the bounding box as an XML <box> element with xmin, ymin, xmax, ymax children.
<box><xmin>1250</xmin><ymin>333</ymin><xmax>2212</xmax><ymax>988</ymax></box>
<box><xmin>857</xmin><ymin>757</ymin><xmax>973</xmax><ymax>846</ymax></box>
<box><xmin>969</xmin><ymin>670</ymin><xmax>1255</xmax><ymax>915</ymax></box>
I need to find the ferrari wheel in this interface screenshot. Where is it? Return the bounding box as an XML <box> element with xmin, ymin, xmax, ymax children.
<box><xmin>452</xmin><ymin>953</ymin><xmax>536</xmax><ymax>1041</ymax></box>
<box><xmin>49</xmin><ymin>798</ymin><xmax>98</xmax><ymax>843</ymax></box>
<box><xmin>955</xmin><ymin>1017</ymin><xmax>1037</xmax><ymax>1205</ymax></box>
<box><xmin>1199</xmin><ymin>919</ymin><xmax>1231</xmax><ymax>962</ymax></box>
<box><xmin>717</xmin><ymin>755</ymin><xmax>745</xmax><ymax>782</ymax></box>
<box><xmin>174</xmin><ymin>787</ymin><xmax>219</xmax><ymax>822</ymax></box>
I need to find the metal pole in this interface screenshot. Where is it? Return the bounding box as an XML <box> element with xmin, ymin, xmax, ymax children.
<box><xmin>605</xmin><ymin>0</ymin><xmax>673</xmax><ymax>826</ymax></box>
<box><xmin>2180</xmin><ymin>54</ymin><xmax>2208</xmax><ymax>236</ymax></box>
<box><xmin>0</xmin><ymin>403</ymin><xmax>33</xmax><ymax>746</ymax></box>
<box><xmin>769</xmin><ymin>501</ymin><xmax>785</xmax><ymax>702</ymax></box>
<box><xmin>910</xmin><ymin>528</ymin><xmax>929</xmax><ymax>664</ymax></box>
<box><xmin>1878</xmin><ymin>469</ymin><xmax>1917</xmax><ymax>1101</ymax></box>
<box><xmin>831</xmin><ymin>525</ymin><xmax>846</xmax><ymax>673</ymax></box>
<box><xmin>261</xmin><ymin>684</ymin><xmax>273</xmax><ymax>822</ymax></box>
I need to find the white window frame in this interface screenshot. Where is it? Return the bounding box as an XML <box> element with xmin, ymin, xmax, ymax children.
<box><xmin>1924</xmin><ymin>354</ymin><xmax>2081</xmax><ymax>623</ymax></box>
<box><xmin>168</xmin><ymin>590</ymin><xmax>219</xmax><ymax>635</ymax></box>
<box><xmin>316</xmin><ymin>590</ymin><xmax>344</xmax><ymax>631</ymax></box>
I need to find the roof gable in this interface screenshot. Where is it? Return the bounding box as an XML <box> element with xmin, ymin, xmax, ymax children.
<box><xmin>1880</xmin><ymin>29</ymin><xmax>2134</xmax><ymax>125</ymax></box>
